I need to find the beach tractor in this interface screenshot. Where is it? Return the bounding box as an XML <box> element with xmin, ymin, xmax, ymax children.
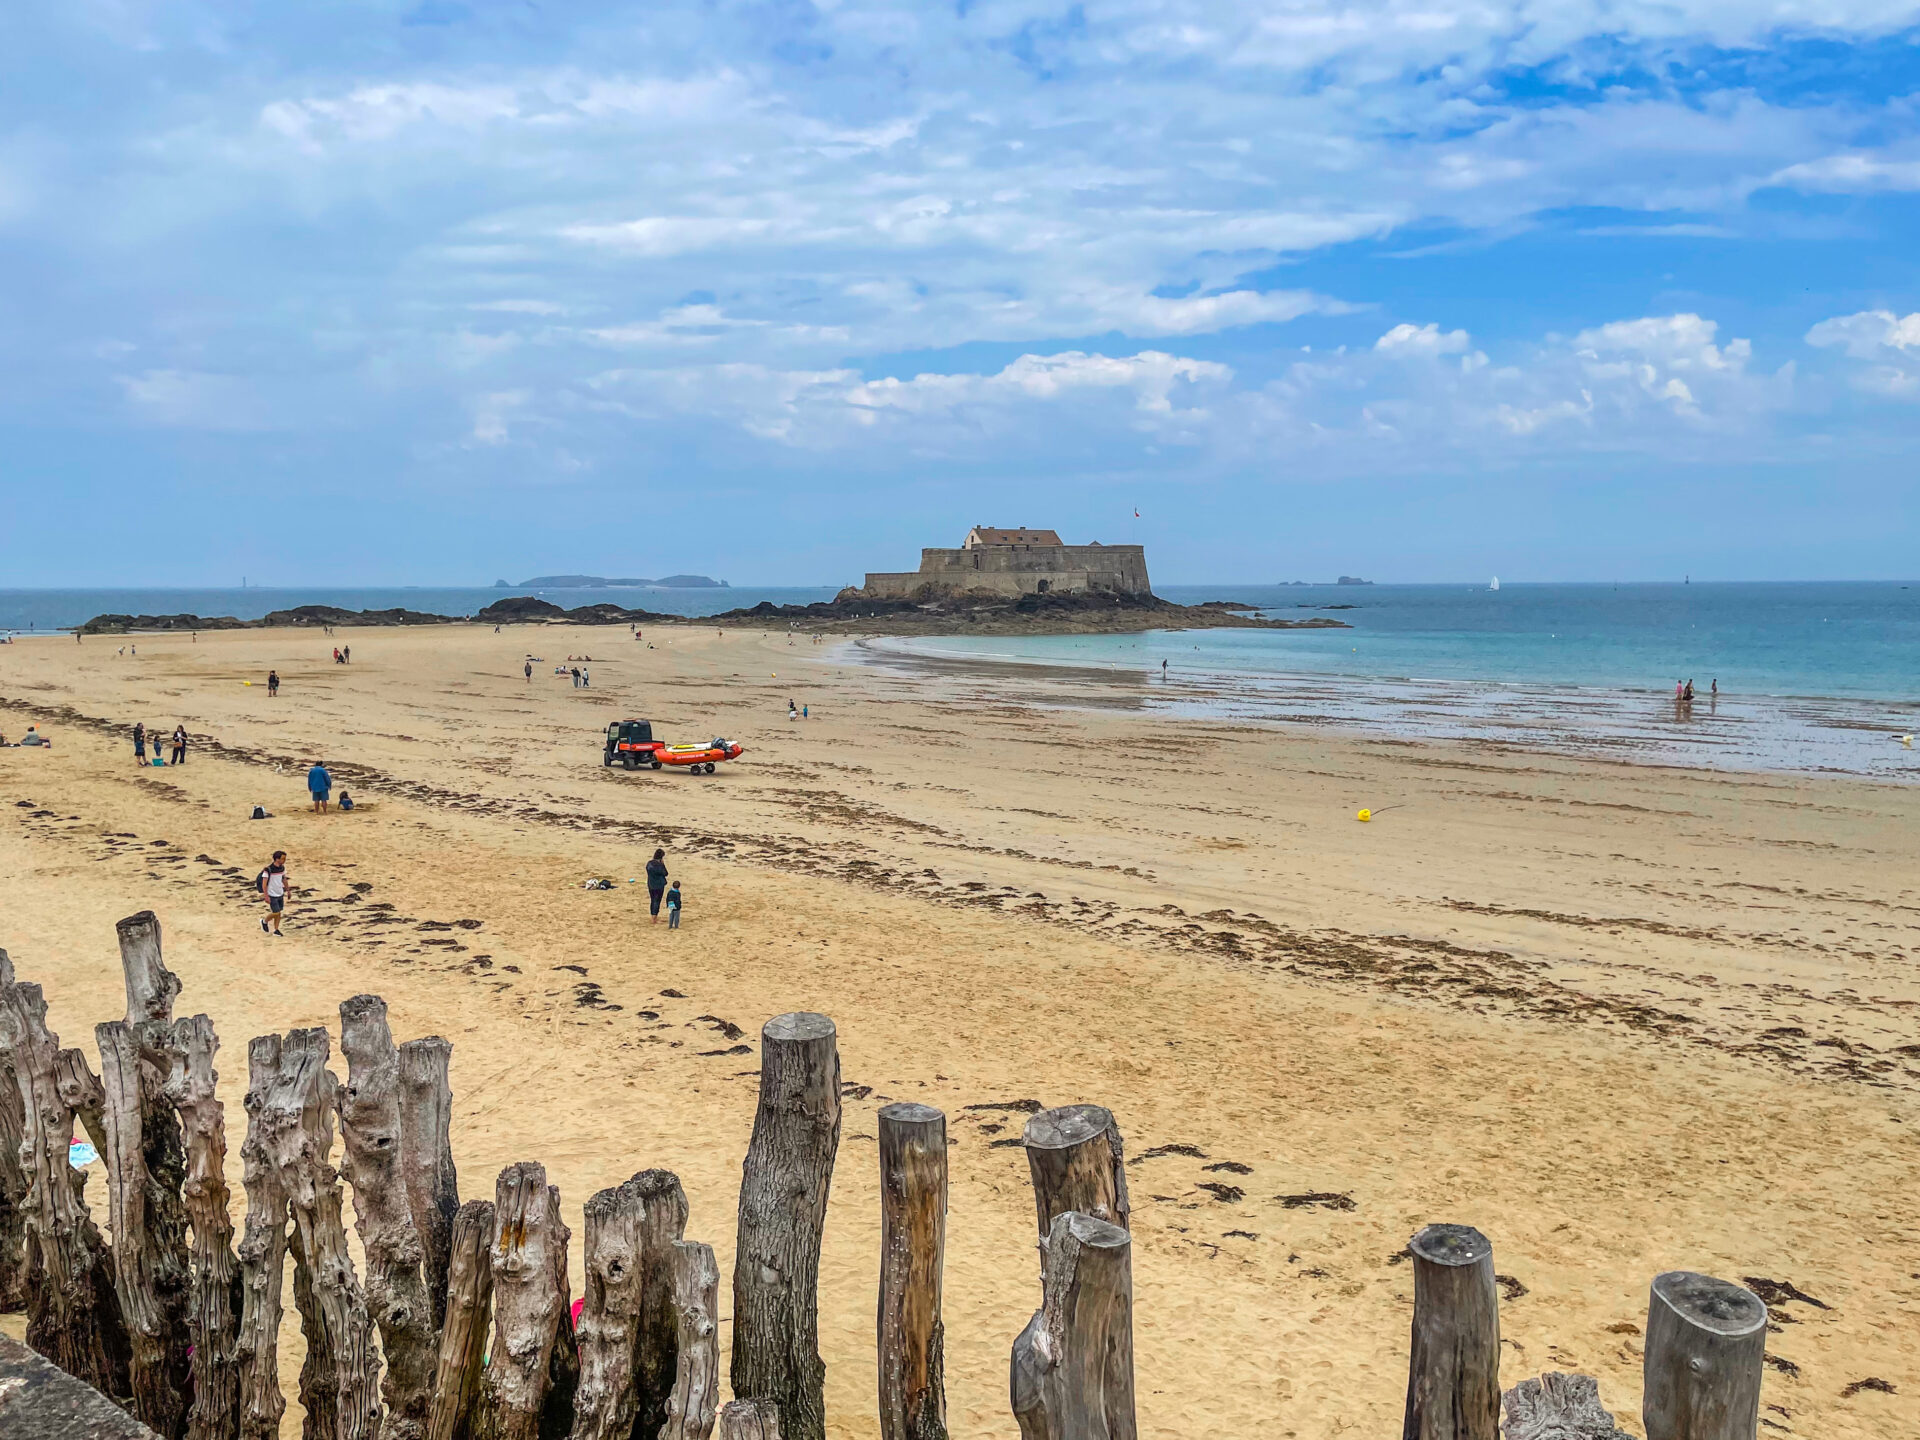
<box><xmin>603</xmin><ymin>719</ymin><xmax>744</xmax><ymax>774</ymax></box>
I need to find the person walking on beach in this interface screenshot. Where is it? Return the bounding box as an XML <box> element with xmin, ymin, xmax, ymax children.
<box><xmin>259</xmin><ymin>850</ymin><xmax>289</xmax><ymax>935</ymax></box>
<box><xmin>133</xmin><ymin>722</ymin><xmax>147</xmax><ymax>767</ymax></box>
<box><xmin>267</xmin><ymin>670</ymin><xmax>280</xmax><ymax>697</ymax></box>
<box><xmin>308</xmin><ymin>761</ymin><xmax>333</xmax><ymax>814</ymax></box>
<box><xmin>525</xmin><ymin>660</ymin><xmax>533</xmax><ymax>682</ymax></box>
<box><xmin>665</xmin><ymin>881</ymin><xmax>683</xmax><ymax>929</ymax></box>
<box><xmin>571</xmin><ymin>666</ymin><xmax>581</xmax><ymax>688</ymax></box>
<box><xmin>646</xmin><ymin>848</ymin><xmax>669</xmax><ymax>923</ymax></box>
<box><xmin>342</xmin><ymin>645</ymin><xmax>350</xmax><ymax>663</ymax></box>
<box><xmin>170</xmin><ymin>725</ymin><xmax>187</xmax><ymax>765</ymax></box>
<box><xmin>581</xmin><ymin>669</ymin><xmax>590</xmax><ymax>688</ymax></box>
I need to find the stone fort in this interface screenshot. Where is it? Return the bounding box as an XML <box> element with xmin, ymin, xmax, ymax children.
<box><xmin>862</xmin><ymin>526</ymin><xmax>1151</xmax><ymax>600</ymax></box>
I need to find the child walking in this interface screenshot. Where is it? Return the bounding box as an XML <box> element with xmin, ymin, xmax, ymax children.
<box><xmin>665</xmin><ymin>881</ymin><xmax>683</xmax><ymax>929</ymax></box>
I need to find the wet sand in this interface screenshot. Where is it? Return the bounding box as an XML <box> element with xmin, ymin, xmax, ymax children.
<box><xmin>1</xmin><ymin>623</ymin><xmax>1916</xmax><ymax>1437</ymax></box>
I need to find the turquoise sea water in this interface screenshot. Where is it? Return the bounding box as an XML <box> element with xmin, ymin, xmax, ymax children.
<box><xmin>874</xmin><ymin>582</ymin><xmax>1920</xmax><ymax>779</ymax></box>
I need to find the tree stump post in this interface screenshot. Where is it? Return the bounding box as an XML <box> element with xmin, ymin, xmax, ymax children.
<box><xmin>53</xmin><ymin>1047</ymin><xmax>110</xmax><ymax>1160</ymax></box>
<box><xmin>161</xmin><ymin>1014</ymin><xmax>242</xmax><ymax>1440</ymax></box>
<box><xmin>117</xmin><ymin>911</ymin><xmax>183</xmax><ymax>1026</ymax></box>
<box><xmin>1642</xmin><ymin>1273</ymin><xmax>1766</xmax><ymax>1440</ymax></box>
<box><xmin>1021</xmin><ymin>1107</ymin><xmax>1128</xmax><ymax>1261</ymax></box>
<box><xmin>236</xmin><ymin>1036</ymin><xmax>290</xmax><ymax>1440</ymax></box>
<box><xmin>1502</xmin><ymin>1373</ymin><xmax>1631</xmax><ymax>1439</ymax></box>
<box><xmin>0</xmin><ymin>975</ymin><xmax>131</xmax><ymax>1400</ymax></box>
<box><xmin>659</xmin><ymin>1240</ymin><xmax>720</xmax><ymax>1440</ymax></box>
<box><xmin>731</xmin><ymin>1013</ymin><xmax>842</xmax><ymax>1440</ymax></box>
<box><xmin>398</xmin><ymin>1037</ymin><xmax>460</xmax><ymax>1333</ymax></box>
<box><xmin>1402</xmin><ymin>1223</ymin><xmax>1500</xmax><ymax>1440</ymax></box>
<box><xmin>571</xmin><ymin>1177</ymin><xmax>649</xmax><ymax>1440</ymax></box>
<box><xmin>338</xmin><ymin>995</ymin><xmax>439</xmax><ymax>1440</ymax></box>
<box><xmin>427</xmin><ymin>1199</ymin><xmax>495</xmax><ymax>1440</ymax></box>
<box><xmin>631</xmin><ymin>1169</ymin><xmax>691</xmax><ymax>1440</ymax></box>
<box><xmin>256</xmin><ymin>1028</ymin><xmax>380</xmax><ymax>1440</ymax></box>
<box><xmin>97</xmin><ymin>1020</ymin><xmax>193</xmax><ymax>1439</ymax></box>
<box><xmin>877</xmin><ymin>1103</ymin><xmax>947</xmax><ymax>1440</ymax></box>
<box><xmin>1008</xmin><ymin>1211</ymin><xmax>1134</xmax><ymax>1440</ymax></box>
<box><xmin>717</xmin><ymin>1400</ymin><xmax>783</xmax><ymax>1440</ymax></box>
<box><xmin>0</xmin><ymin>952</ymin><xmax>29</xmax><ymax>1315</ymax></box>
<box><xmin>477</xmin><ymin>1163</ymin><xmax>572</xmax><ymax>1440</ymax></box>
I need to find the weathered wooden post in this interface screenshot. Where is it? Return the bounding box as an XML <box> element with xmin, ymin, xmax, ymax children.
<box><xmin>1642</xmin><ymin>1272</ymin><xmax>1766</xmax><ymax>1440</ymax></box>
<box><xmin>118</xmin><ymin>911</ymin><xmax>183</xmax><ymax>1025</ymax></box>
<box><xmin>256</xmin><ymin>1028</ymin><xmax>380</xmax><ymax>1440</ymax></box>
<box><xmin>477</xmin><ymin>1162</ymin><xmax>575</xmax><ymax>1440</ymax></box>
<box><xmin>0</xmin><ymin>974</ymin><xmax>131</xmax><ymax>1400</ymax></box>
<box><xmin>53</xmin><ymin>1047</ymin><xmax>110</xmax><ymax>1158</ymax></box>
<box><xmin>398</xmin><ymin>1036</ymin><xmax>461</xmax><ymax>1331</ymax></box>
<box><xmin>632</xmin><ymin>1170</ymin><xmax>693</xmax><ymax>1440</ymax></box>
<box><xmin>717</xmin><ymin>1400</ymin><xmax>783</xmax><ymax>1440</ymax></box>
<box><xmin>660</xmin><ymin>1240</ymin><xmax>721</xmax><ymax>1440</ymax></box>
<box><xmin>877</xmin><ymin>1103</ymin><xmax>947</xmax><ymax>1440</ymax></box>
<box><xmin>1022</xmin><ymin>1106</ymin><xmax>1128</xmax><ymax>1255</ymax></box>
<box><xmin>1008</xmin><ymin>1211</ymin><xmax>1135</xmax><ymax>1440</ymax></box>
<box><xmin>732</xmin><ymin>1013</ymin><xmax>842</xmax><ymax>1440</ymax></box>
<box><xmin>1402</xmin><ymin>1223</ymin><xmax>1500</xmax><ymax>1440</ymax></box>
<box><xmin>98</xmin><ymin>1020</ymin><xmax>193</xmax><ymax>1438</ymax></box>
<box><xmin>572</xmin><ymin>1177</ymin><xmax>650</xmax><ymax>1440</ymax></box>
<box><xmin>162</xmin><ymin>1014</ymin><xmax>242</xmax><ymax>1440</ymax></box>
<box><xmin>1503</xmin><ymin>1373</ymin><xmax>1630</xmax><ymax>1439</ymax></box>
<box><xmin>339</xmin><ymin>995</ymin><xmax>439</xmax><ymax>1440</ymax></box>
<box><xmin>0</xmin><ymin>952</ymin><xmax>28</xmax><ymax>1315</ymax></box>
<box><xmin>236</xmin><ymin>1036</ymin><xmax>289</xmax><ymax>1440</ymax></box>
<box><xmin>427</xmin><ymin>1200</ymin><xmax>495</xmax><ymax>1440</ymax></box>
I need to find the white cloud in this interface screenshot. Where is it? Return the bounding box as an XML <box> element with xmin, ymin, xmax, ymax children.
<box><xmin>116</xmin><ymin>370</ymin><xmax>265</xmax><ymax>430</ymax></box>
<box><xmin>471</xmin><ymin>390</ymin><xmax>529</xmax><ymax>445</ymax></box>
<box><xmin>1806</xmin><ymin>309</ymin><xmax>1920</xmax><ymax>397</ymax></box>
<box><xmin>1769</xmin><ymin>154</ymin><xmax>1920</xmax><ymax>194</ymax></box>
<box><xmin>1376</xmin><ymin>322</ymin><xmax>1472</xmax><ymax>356</ymax></box>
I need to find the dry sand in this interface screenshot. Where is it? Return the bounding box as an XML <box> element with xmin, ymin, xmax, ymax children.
<box><xmin>1</xmin><ymin>622</ymin><xmax>1916</xmax><ymax>1438</ymax></box>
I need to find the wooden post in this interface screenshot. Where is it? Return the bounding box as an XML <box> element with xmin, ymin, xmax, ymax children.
<box><xmin>1503</xmin><ymin>1373</ymin><xmax>1630</xmax><ymax>1439</ymax></box>
<box><xmin>427</xmin><ymin>1199</ymin><xmax>495</xmax><ymax>1440</ymax></box>
<box><xmin>255</xmin><ymin>1027</ymin><xmax>381</xmax><ymax>1440</ymax></box>
<box><xmin>338</xmin><ymin>995</ymin><xmax>439</xmax><ymax>1440</ymax></box>
<box><xmin>731</xmin><ymin>1012</ymin><xmax>842</xmax><ymax>1440</ymax></box>
<box><xmin>631</xmin><ymin>1169</ymin><xmax>691</xmax><ymax>1440</ymax></box>
<box><xmin>97</xmin><ymin>1020</ymin><xmax>193</xmax><ymax>1439</ymax></box>
<box><xmin>477</xmin><ymin>1162</ymin><xmax>572</xmax><ymax>1440</ymax></box>
<box><xmin>572</xmin><ymin>1177</ymin><xmax>649</xmax><ymax>1440</ymax></box>
<box><xmin>117</xmin><ymin>910</ymin><xmax>183</xmax><ymax>1026</ymax></box>
<box><xmin>292</xmin><ymin>1233</ymin><xmax>341</xmax><ymax>1440</ymax></box>
<box><xmin>1402</xmin><ymin>1223</ymin><xmax>1500</xmax><ymax>1440</ymax></box>
<box><xmin>1642</xmin><ymin>1272</ymin><xmax>1766</xmax><ymax>1440</ymax></box>
<box><xmin>659</xmin><ymin>1240</ymin><xmax>720</xmax><ymax>1440</ymax></box>
<box><xmin>161</xmin><ymin>1014</ymin><xmax>242</xmax><ymax>1440</ymax></box>
<box><xmin>53</xmin><ymin>1047</ymin><xmax>110</xmax><ymax>1164</ymax></box>
<box><xmin>236</xmin><ymin>1036</ymin><xmax>290</xmax><ymax>1440</ymax></box>
<box><xmin>1022</xmin><ymin>1107</ymin><xmax>1128</xmax><ymax>1256</ymax></box>
<box><xmin>0</xmin><ymin>976</ymin><xmax>131</xmax><ymax>1400</ymax></box>
<box><xmin>1008</xmin><ymin>1211</ymin><xmax>1135</xmax><ymax>1440</ymax></box>
<box><xmin>398</xmin><ymin>1036</ymin><xmax>461</xmax><ymax>1332</ymax></box>
<box><xmin>0</xmin><ymin>951</ymin><xmax>28</xmax><ymax>1315</ymax></box>
<box><xmin>717</xmin><ymin>1401</ymin><xmax>783</xmax><ymax>1440</ymax></box>
<box><xmin>877</xmin><ymin>1103</ymin><xmax>947</xmax><ymax>1440</ymax></box>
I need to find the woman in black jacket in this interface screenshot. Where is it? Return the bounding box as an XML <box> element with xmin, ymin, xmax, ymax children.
<box><xmin>646</xmin><ymin>849</ymin><xmax>669</xmax><ymax>922</ymax></box>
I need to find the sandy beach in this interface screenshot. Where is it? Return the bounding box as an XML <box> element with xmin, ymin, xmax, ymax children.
<box><xmin>1</xmin><ymin>622</ymin><xmax>1916</xmax><ymax>1438</ymax></box>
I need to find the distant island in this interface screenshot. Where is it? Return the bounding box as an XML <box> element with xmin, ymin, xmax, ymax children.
<box><xmin>1336</xmin><ymin>576</ymin><xmax>1375</xmax><ymax>586</ymax></box>
<box><xmin>494</xmin><ymin>574</ymin><xmax>728</xmax><ymax>589</ymax></box>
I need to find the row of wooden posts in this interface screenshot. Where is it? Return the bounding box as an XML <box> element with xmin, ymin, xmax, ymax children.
<box><xmin>0</xmin><ymin>913</ymin><xmax>1771</xmax><ymax>1440</ymax></box>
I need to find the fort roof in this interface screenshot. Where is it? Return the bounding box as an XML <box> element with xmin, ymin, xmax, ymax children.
<box><xmin>965</xmin><ymin>527</ymin><xmax>1063</xmax><ymax>548</ymax></box>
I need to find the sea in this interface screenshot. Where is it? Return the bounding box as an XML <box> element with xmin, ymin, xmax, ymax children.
<box><xmin>864</xmin><ymin>582</ymin><xmax>1920</xmax><ymax>781</ymax></box>
<box><xmin>3</xmin><ymin>581</ymin><xmax>1915</xmax><ymax>779</ymax></box>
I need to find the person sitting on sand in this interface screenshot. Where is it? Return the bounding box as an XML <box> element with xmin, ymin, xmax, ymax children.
<box><xmin>338</xmin><ymin>789</ymin><xmax>354</xmax><ymax>812</ymax></box>
<box><xmin>20</xmin><ymin>726</ymin><xmax>49</xmax><ymax>746</ymax></box>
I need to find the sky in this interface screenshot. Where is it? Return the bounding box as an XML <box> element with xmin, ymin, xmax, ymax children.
<box><xmin>3</xmin><ymin>1</ymin><xmax>1920</xmax><ymax>586</ymax></box>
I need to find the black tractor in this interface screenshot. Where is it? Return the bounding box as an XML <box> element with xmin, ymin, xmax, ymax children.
<box><xmin>604</xmin><ymin>719</ymin><xmax>659</xmax><ymax>769</ymax></box>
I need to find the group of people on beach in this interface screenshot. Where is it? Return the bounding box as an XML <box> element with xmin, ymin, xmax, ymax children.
<box><xmin>331</xmin><ymin>645</ymin><xmax>352</xmax><ymax>664</ymax></box>
<box><xmin>1674</xmin><ymin>678</ymin><xmax>1718</xmax><ymax>714</ymax></box>
<box><xmin>132</xmin><ymin>722</ymin><xmax>188</xmax><ymax>766</ymax></box>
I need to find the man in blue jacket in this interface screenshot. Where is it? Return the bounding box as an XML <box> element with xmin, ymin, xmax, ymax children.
<box><xmin>308</xmin><ymin>761</ymin><xmax>333</xmax><ymax>814</ymax></box>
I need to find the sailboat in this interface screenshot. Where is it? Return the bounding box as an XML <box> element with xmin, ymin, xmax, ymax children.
<box><xmin>1489</xmin><ymin>576</ymin><xmax>1500</xmax><ymax>591</ymax></box>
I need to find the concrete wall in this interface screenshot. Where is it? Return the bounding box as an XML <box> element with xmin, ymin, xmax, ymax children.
<box><xmin>863</xmin><ymin>543</ymin><xmax>1150</xmax><ymax>599</ymax></box>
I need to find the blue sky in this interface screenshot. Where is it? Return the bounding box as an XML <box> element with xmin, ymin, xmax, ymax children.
<box><xmin>3</xmin><ymin>1</ymin><xmax>1919</xmax><ymax>586</ymax></box>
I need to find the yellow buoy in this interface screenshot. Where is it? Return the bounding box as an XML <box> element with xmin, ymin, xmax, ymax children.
<box><xmin>243</xmin><ymin>681</ymin><xmax>251</xmax><ymax>686</ymax></box>
<box><xmin>1356</xmin><ymin>808</ymin><xmax>1372</xmax><ymax>822</ymax></box>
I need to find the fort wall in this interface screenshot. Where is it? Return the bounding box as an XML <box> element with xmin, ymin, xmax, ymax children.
<box><xmin>864</xmin><ymin>541</ymin><xmax>1150</xmax><ymax>599</ymax></box>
